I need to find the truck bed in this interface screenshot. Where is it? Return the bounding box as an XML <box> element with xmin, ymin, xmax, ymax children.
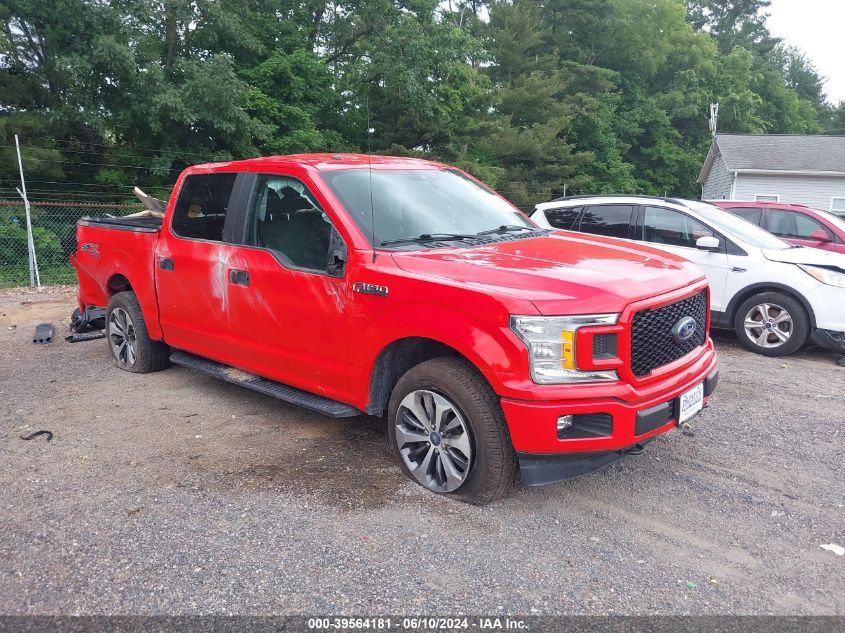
<box><xmin>73</xmin><ymin>215</ymin><xmax>163</xmax><ymax>340</ymax></box>
<box><xmin>78</xmin><ymin>216</ymin><xmax>163</xmax><ymax>232</ymax></box>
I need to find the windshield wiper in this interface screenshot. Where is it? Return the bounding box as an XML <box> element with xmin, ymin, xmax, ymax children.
<box><xmin>476</xmin><ymin>224</ymin><xmax>536</xmax><ymax>236</ymax></box>
<box><xmin>380</xmin><ymin>233</ymin><xmax>480</xmax><ymax>247</ymax></box>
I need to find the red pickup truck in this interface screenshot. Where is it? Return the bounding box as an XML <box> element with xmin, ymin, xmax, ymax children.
<box><xmin>72</xmin><ymin>154</ymin><xmax>718</xmax><ymax>504</ymax></box>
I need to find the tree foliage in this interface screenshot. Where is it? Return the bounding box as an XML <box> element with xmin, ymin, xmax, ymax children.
<box><xmin>0</xmin><ymin>0</ymin><xmax>831</xmax><ymax>208</ymax></box>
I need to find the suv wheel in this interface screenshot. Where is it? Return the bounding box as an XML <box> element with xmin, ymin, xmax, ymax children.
<box><xmin>106</xmin><ymin>291</ymin><xmax>170</xmax><ymax>373</ymax></box>
<box><xmin>734</xmin><ymin>291</ymin><xmax>809</xmax><ymax>357</ymax></box>
<box><xmin>387</xmin><ymin>358</ymin><xmax>517</xmax><ymax>505</ymax></box>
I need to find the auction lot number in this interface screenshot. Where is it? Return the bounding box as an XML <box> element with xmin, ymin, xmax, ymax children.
<box><xmin>308</xmin><ymin>617</ymin><xmax>472</xmax><ymax>630</ymax></box>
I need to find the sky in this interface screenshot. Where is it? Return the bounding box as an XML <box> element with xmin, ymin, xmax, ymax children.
<box><xmin>767</xmin><ymin>0</ymin><xmax>845</xmax><ymax>105</ymax></box>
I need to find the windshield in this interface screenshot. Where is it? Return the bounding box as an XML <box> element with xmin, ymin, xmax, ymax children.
<box><xmin>320</xmin><ymin>168</ymin><xmax>533</xmax><ymax>247</ymax></box>
<box><xmin>816</xmin><ymin>209</ymin><xmax>845</xmax><ymax>233</ymax></box>
<box><xmin>684</xmin><ymin>201</ymin><xmax>792</xmax><ymax>250</ymax></box>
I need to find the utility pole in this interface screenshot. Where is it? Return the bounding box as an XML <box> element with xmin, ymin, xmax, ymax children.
<box><xmin>15</xmin><ymin>134</ymin><xmax>41</xmax><ymax>289</ymax></box>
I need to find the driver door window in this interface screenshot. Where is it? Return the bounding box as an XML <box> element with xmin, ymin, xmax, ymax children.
<box><xmin>767</xmin><ymin>209</ymin><xmax>831</xmax><ymax>240</ymax></box>
<box><xmin>247</xmin><ymin>175</ymin><xmax>333</xmax><ymax>273</ymax></box>
<box><xmin>247</xmin><ymin>175</ymin><xmax>340</xmax><ymax>273</ymax></box>
<box><xmin>246</xmin><ymin>175</ymin><xmax>338</xmax><ymax>273</ymax></box>
<box><xmin>642</xmin><ymin>206</ymin><xmax>717</xmax><ymax>249</ymax></box>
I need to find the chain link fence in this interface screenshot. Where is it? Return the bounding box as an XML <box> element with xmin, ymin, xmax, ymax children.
<box><xmin>0</xmin><ymin>201</ymin><xmax>143</xmax><ymax>288</ymax></box>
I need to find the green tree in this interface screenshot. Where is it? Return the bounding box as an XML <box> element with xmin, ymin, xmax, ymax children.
<box><xmin>822</xmin><ymin>102</ymin><xmax>845</xmax><ymax>135</ymax></box>
<box><xmin>685</xmin><ymin>0</ymin><xmax>777</xmax><ymax>55</ymax></box>
<box><xmin>480</xmin><ymin>0</ymin><xmax>593</xmax><ymax>207</ymax></box>
<box><xmin>772</xmin><ymin>44</ymin><xmax>827</xmax><ymax>109</ymax></box>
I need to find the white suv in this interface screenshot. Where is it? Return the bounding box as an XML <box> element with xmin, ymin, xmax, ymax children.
<box><xmin>531</xmin><ymin>195</ymin><xmax>845</xmax><ymax>357</ymax></box>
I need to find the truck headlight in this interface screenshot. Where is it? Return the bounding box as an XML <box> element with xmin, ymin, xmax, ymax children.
<box><xmin>510</xmin><ymin>314</ymin><xmax>620</xmax><ymax>384</ymax></box>
<box><xmin>799</xmin><ymin>265</ymin><xmax>845</xmax><ymax>289</ymax></box>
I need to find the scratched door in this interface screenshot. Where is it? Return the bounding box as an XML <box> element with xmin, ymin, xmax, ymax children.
<box><xmin>223</xmin><ymin>173</ymin><xmax>352</xmax><ymax>403</ymax></box>
<box><xmin>154</xmin><ymin>171</ymin><xmax>244</xmax><ymax>360</ymax></box>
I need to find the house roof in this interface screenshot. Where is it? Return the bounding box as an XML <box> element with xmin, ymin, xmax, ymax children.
<box><xmin>698</xmin><ymin>134</ymin><xmax>845</xmax><ymax>183</ymax></box>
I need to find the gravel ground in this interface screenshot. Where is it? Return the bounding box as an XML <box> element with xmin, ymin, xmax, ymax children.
<box><xmin>0</xmin><ymin>286</ymin><xmax>843</xmax><ymax>616</ymax></box>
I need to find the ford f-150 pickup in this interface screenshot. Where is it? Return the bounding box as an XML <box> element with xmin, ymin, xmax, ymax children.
<box><xmin>72</xmin><ymin>154</ymin><xmax>718</xmax><ymax>504</ymax></box>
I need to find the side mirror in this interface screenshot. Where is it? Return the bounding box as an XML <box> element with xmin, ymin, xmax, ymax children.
<box><xmin>326</xmin><ymin>227</ymin><xmax>348</xmax><ymax>278</ymax></box>
<box><xmin>810</xmin><ymin>228</ymin><xmax>831</xmax><ymax>242</ymax></box>
<box><xmin>696</xmin><ymin>235</ymin><xmax>721</xmax><ymax>252</ymax></box>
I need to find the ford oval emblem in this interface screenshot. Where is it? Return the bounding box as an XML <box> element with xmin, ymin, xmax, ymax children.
<box><xmin>672</xmin><ymin>317</ymin><xmax>697</xmax><ymax>344</ymax></box>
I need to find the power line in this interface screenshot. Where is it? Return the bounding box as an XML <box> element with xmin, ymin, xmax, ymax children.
<box><xmin>2</xmin><ymin>179</ymin><xmax>173</xmax><ymax>189</ymax></box>
<box><xmin>17</xmin><ymin>137</ymin><xmax>221</xmax><ymax>160</ymax></box>
<box><xmin>0</xmin><ymin>184</ymin><xmax>169</xmax><ymax>195</ymax></box>
<box><xmin>2</xmin><ymin>143</ymin><xmax>204</xmax><ymax>164</ymax></box>
<box><xmin>13</xmin><ymin>154</ymin><xmax>185</xmax><ymax>172</ymax></box>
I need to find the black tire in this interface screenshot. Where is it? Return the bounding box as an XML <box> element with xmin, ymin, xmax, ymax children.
<box><xmin>387</xmin><ymin>357</ymin><xmax>518</xmax><ymax>505</ymax></box>
<box><xmin>733</xmin><ymin>291</ymin><xmax>809</xmax><ymax>357</ymax></box>
<box><xmin>105</xmin><ymin>291</ymin><xmax>170</xmax><ymax>373</ymax></box>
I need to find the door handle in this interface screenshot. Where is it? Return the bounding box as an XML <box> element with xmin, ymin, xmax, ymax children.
<box><xmin>159</xmin><ymin>257</ymin><xmax>174</xmax><ymax>271</ymax></box>
<box><xmin>229</xmin><ymin>269</ymin><xmax>250</xmax><ymax>286</ymax></box>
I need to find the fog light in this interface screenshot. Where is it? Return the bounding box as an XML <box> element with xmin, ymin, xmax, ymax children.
<box><xmin>557</xmin><ymin>415</ymin><xmax>574</xmax><ymax>434</ymax></box>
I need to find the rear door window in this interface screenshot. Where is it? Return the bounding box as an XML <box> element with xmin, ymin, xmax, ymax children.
<box><xmin>578</xmin><ymin>205</ymin><xmax>634</xmax><ymax>239</ymax></box>
<box><xmin>171</xmin><ymin>173</ymin><xmax>238</xmax><ymax>241</ymax></box>
<box><xmin>727</xmin><ymin>207</ymin><xmax>763</xmax><ymax>226</ymax></box>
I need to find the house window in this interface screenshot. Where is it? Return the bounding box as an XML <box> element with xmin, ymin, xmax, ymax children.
<box><xmin>754</xmin><ymin>194</ymin><xmax>780</xmax><ymax>203</ymax></box>
<box><xmin>831</xmin><ymin>197</ymin><xmax>845</xmax><ymax>213</ymax></box>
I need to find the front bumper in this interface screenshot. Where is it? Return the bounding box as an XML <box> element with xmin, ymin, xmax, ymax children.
<box><xmin>807</xmin><ymin>283</ymin><xmax>845</xmax><ymax>333</ymax></box>
<box><xmin>501</xmin><ymin>347</ymin><xmax>718</xmax><ymax>485</ymax></box>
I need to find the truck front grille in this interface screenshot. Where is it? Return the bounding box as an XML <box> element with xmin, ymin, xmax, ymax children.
<box><xmin>630</xmin><ymin>289</ymin><xmax>707</xmax><ymax>377</ymax></box>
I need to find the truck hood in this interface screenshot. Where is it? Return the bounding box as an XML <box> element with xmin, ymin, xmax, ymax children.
<box><xmin>390</xmin><ymin>232</ymin><xmax>705</xmax><ymax>315</ymax></box>
<box><xmin>763</xmin><ymin>246</ymin><xmax>845</xmax><ymax>272</ymax></box>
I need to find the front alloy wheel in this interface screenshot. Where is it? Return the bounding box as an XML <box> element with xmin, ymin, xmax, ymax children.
<box><xmin>743</xmin><ymin>302</ymin><xmax>793</xmax><ymax>349</ymax></box>
<box><xmin>394</xmin><ymin>389</ymin><xmax>473</xmax><ymax>493</ymax></box>
<box><xmin>108</xmin><ymin>306</ymin><xmax>137</xmax><ymax>368</ymax></box>
<box><xmin>734</xmin><ymin>291</ymin><xmax>809</xmax><ymax>357</ymax></box>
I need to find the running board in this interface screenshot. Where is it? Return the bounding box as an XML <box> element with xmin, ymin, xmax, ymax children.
<box><xmin>169</xmin><ymin>350</ymin><xmax>361</xmax><ymax>418</ymax></box>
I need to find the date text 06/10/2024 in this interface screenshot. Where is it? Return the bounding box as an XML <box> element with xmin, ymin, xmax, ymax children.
<box><xmin>306</xmin><ymin>617</ymin><xmax>528</xmax><ymax>630</ymax></box>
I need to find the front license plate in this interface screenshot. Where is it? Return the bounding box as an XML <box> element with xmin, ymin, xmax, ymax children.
<box><xmin>677</xmin><ymin>382</ymin><xmax>704</xmax><ymax>424</ymax></box>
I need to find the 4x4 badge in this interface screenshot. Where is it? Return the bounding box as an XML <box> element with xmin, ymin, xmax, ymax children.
<box><xmin>672</xmin><ymin>316</ymin><xmax>697</xmax><ymax>344</ymax></box>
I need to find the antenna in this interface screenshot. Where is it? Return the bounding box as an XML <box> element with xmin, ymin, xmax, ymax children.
<box><xmin>367</xmin><ymin>95</ymin><xmax>376</xmax><ymax>263</ymax></box>
<box><xmin>709</xmin><ymin>102</ymin><xmax>719</xmax><ymax>139</ymax></box>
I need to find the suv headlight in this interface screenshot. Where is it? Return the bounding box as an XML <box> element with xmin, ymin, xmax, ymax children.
<box><xmin>799</xmin><ymin>265</ymin><xmax>845</xmax><ymax>289</ymax></box>
<box><xmin>510</xmin><ymin>314</ymin><xmax>620</xmax><ymax>384</ymax></box>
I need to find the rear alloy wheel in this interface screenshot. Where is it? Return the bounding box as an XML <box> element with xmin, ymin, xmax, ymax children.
<box><xmin>108</xmin><ymin>307</ymin><xmax>137</xmax><ymax>368</ymax></box>
<box><xmin>734</xmin><ymin>291</ymin><xmax>808</xmax><ymax>357</ymax></box>
<box><xmin>106</xmin><ymin>291</ymin><xmax>170</xmax><ymax>373</ymax></box>
<box><xmin>395</xmin><ymin>389</ymin><xmax>474</xmax><ymax>493</ymax></box>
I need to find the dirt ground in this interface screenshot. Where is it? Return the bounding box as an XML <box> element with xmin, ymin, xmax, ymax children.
<box><xmin>0</xmin><ymin>286</ymin><xmax>842</xmax><ymax>615</ymax></box>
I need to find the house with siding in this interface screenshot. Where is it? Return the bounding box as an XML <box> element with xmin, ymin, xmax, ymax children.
<box><xmin>698</xmin><ymin>134</ymin><xmax>845</xmax><ymax>215</ymax></box>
